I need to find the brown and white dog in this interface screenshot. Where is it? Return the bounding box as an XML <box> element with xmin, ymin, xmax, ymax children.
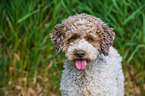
<box><xmin>50</xmin><ymin>13</ymin><xmax>124</xmax><ymax>96</ymax></box>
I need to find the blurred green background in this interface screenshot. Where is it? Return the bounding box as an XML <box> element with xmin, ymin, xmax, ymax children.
<box><xmin>0</xmin><ymin>0</ymin><xmax>145</xmax><ymax>96</ymax></box>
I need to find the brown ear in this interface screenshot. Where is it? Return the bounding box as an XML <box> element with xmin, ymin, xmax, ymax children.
<box><xmin>98</xmin><ymin>24</ymin><xmax>115</xmax><ymax>55</ymax></box>
<box><xmin>50</xmin><ymin>24</ymin><xmax>66</xmax><ymax>54</ymax></box>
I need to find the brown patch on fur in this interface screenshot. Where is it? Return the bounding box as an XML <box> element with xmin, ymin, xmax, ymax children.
<box><xmin>62</xmin><ymin>33</ymin><xmax>82</xmax><ymax>53</ymax></box>
<box><xmin>85</xmin><ymin>33</ymin><xmax>101</xmax><ymax>53</ymax></box>
<box><xmin>50</xmin><ymin>24</ymin><xmax>67</xmax><ymax>54</ymax></box>
<box><xmin>97</xmin><ymin>24</ymin><xmax>115</xmax><ymax>55</ymax></box>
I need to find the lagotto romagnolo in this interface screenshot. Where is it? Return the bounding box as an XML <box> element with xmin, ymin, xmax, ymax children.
<box><xmin>50</xmin><ymin>13</ymin><xmax>124</xmax><ymax>96</ymax></box>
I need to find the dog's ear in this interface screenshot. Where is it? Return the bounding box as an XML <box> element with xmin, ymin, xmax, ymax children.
<box><xmin>50</xmin><ymin>24</ymin><xmax>66</xmax><ymax>54</ymax></box>
<box><xmin>98</xmin><ymin>24</ymin><xmax>115</xmax><ymax>55</ymax></box>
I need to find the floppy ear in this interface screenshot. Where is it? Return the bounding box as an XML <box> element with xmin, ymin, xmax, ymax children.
<box><xmin>98</xmin><ymin>24</ymin><xmax>115</xmax><ymax>55</ymax></box>
<box><xmin>50</xmin><ymin>24</ymin><xmax>66</xmax><ymax>54</ymax></box>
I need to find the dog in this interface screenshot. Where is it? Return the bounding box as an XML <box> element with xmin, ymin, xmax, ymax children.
<box><xmin>50</xmin><ymin>13</ymin><xmax>124</xmax><ymax>96</ymax></box>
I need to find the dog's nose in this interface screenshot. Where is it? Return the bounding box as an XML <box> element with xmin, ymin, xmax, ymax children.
<box><xmin>75</xmin><ymin>50</ymin><xmax>85</xmax><ymax>57</ymax></box>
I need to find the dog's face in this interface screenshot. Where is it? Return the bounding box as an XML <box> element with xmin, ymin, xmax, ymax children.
<box><xmin>50</xmin><ymin>13</ymin><xmax>115</xmax><ymax>70</ymax></box>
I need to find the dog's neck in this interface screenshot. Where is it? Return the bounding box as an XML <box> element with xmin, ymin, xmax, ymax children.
<box><xmin>62</xmin><ymin>54</ymin><xmax>104</xmax><ymax>89</ymax></box>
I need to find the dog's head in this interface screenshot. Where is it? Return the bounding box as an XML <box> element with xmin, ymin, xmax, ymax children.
<box><xmin>50</xmin><ymin>13</ymin><xmax>115</xmax><ymax>70</ymax></box>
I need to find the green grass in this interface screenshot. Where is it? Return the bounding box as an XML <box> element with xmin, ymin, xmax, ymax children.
<box><xmin>0</xmin><ymin>0</ymin><xmax>145</xmax><ymax>95</ymax></box>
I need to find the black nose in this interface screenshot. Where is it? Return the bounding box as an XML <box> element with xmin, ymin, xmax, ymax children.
<box><xmin>75</xmin><ymin>50</ymin><xmax>85</xmax><ymax>57</ymax></box>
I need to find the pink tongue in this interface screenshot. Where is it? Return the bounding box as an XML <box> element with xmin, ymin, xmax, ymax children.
<box><xmin>75</xmin><ymin>60</ymin><xmax>87</xmax><ymax>70</ymax></box>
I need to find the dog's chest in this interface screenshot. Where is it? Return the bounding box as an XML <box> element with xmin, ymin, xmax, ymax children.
<box><xmin>60</xmin><ymin>58</ymin><xmax>119</xmax><ymax>96</ymax></box>
<box><xmin>71</xmin><ymin>68</ymin><xmax>102</xmax><ymax>95</ymax></box>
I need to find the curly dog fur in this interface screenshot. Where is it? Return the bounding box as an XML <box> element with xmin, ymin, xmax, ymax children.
<box><xmin>50</xmin><ymin>13</ymin><xmax>124</xmax><ymax>96</ymax></box>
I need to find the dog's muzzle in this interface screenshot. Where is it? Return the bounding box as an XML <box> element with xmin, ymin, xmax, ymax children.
<box><xmin>74</xmin><ymin>50</ymin><xmax>87</xmax><ymax>70</ymax></box>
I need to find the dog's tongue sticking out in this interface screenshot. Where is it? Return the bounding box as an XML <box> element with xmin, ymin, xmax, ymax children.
<box><xmin>75</xmin><ymin>60</ymin><xmax>87</xmax><ymax>70</ymax></box>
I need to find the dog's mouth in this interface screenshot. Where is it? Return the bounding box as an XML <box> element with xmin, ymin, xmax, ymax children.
<box><xmin>74</xmin><ymin>59</ymin><xmax>90</xmax><ymax>70</ymax></box>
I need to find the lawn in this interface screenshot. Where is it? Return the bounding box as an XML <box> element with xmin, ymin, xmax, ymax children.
<box><xmin>0</xmin><ymin>0</ymin><xmax>145</xmax><ymax>96</ymax></box>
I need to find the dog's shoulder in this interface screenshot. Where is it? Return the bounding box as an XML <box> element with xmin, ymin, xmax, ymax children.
<box><xmin>108</xmin><ymin>46</ymin><xmax>122</xmax><ymax>61</ymax></box>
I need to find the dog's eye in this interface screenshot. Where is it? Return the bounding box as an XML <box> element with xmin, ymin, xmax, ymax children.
<box><xmin>86</xmin><ymin>37</ymin><xmax>94</xmax><ymax>42</ymax></box>
<box><xmin>68</xmin><ymin>35</ymin><xmax>79</xmax><ymax>42</ymax></box>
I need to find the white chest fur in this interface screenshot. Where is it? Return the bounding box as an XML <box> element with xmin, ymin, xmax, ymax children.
<box><xmin>60</xmin><ymin>47</ymin><xmax>124</xmax><ymax>96</ymax></box>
